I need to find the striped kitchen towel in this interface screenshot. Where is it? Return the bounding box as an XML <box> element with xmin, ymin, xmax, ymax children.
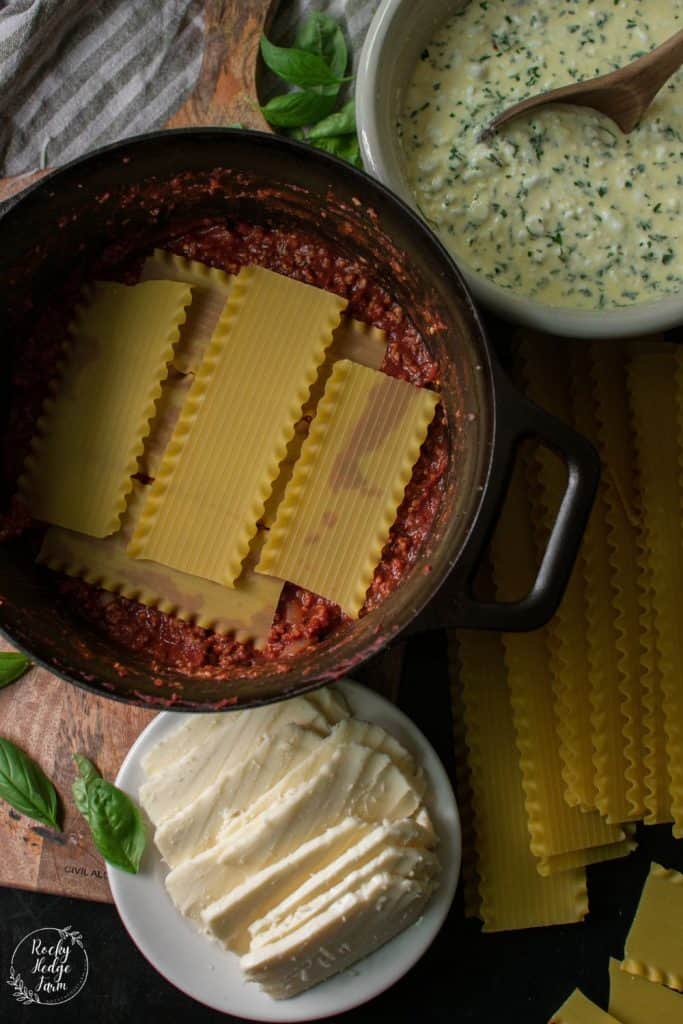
<box><xmin>0</xmin><ymin>0</ymin><xmax>380</xmax><ymax>181</ymax></box>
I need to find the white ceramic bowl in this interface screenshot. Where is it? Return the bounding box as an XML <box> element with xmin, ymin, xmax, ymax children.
<box><xmin>356</xmin><ymin>0</ymin><xmax>683</xmax><ymax>339</ymax></box>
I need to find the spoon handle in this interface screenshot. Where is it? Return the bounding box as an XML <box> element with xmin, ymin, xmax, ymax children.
<box><xmin>483</xmin><ymin>25</ymin><xmax>683</xmax><ymax>138</ymax></box>
<box><xmin>628</xmin><ymin>26</ymin><xmax>683</xmax><ymax>101</ymax></box>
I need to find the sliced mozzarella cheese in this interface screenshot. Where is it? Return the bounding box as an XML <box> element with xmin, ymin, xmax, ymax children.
<box><xmin>140</xmin><ymin>701</ymin><xmax>329</xmax><ymax>825</ymax></box>
<box><xmin>328</xmin><ymin>718</ymin><xmax>424</xmax><ymax>792</ymax></box>
<box><xmin>305</xmin><ymin>686</ymin><xmax>350</xmax><ymax>724</ymax></box>
<box><xmin>154</xmin><ymin>724</ymin><xmax>323</xmax><ymax>867</ymax></box>
<box><xmin>218</xmin><ymin>729</ymin><xmax>425</xmax><ymax>846</ymax></box>
<box><xmin>250</xmin><ymin>843</ymin><xmax>440</xmax><ymax>950</ymax></box>
<box><xmin>166</xmin><ymin>743</ymin><xmax>425</xmax><ymax>919</ymax></box>
<box><xmin>141</xmin><ymin>693</ymin><xmax>332</xmax><ymax>778</ymax></box>
<box><xmin>200</xmin><ymin>818</ymin><xmax>372</xmax><ymax>953</ymax></box>
<box><xmin>240</xmin><ymin>872</ymin><xmax>435</xmax><ymax>999</ymax></box>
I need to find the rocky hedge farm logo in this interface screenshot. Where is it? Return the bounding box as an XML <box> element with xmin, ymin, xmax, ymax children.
<box><xmin>7</xmin><ymin>926</ymin><xmax>88</xmax><ymax>1006</ymax></box>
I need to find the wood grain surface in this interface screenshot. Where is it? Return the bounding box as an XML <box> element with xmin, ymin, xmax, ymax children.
<box><xmin>0</xmin><ymin>0</ymin><xmax>279</xmax><ymax>204</ymax></box>
<box><xmin>0</xmin><ymin>637</ymin><xmax>154</xmax><ymax>902</ymax></box>
<box><xmin>0</xmin><ymin>0</ymin><xmax>406</xmax><ymax>901</ymax></box>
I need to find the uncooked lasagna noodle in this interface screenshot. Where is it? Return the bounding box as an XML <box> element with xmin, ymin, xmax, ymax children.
<box><xmin>568</xmin><ymin>344</ymin><xmax>644</xmax><ymax>822</ymax></box>
<box><xmin>638</xmin><ymin>584</ymin><xmax>673</xmax><ymax>825</ymax></box>
<box><xmin>259</xmin><ymin>359</ymin><xmax>439</xmax><ymax>616</ymax></box>
<box><xmin>329</xmin><ymin>318</ymin><xmax>386</xmax><ymax>371</ymax></box>
<box><xmin>490</xmin><ymin>456</ymin><xmax>625</xmax><ymax>861</ymax></box>
<box><xmin>128</xmin><ymin>266</ymin><xmax>346</xmax><ymax>585</ymax></box>
<box><xmin>19</xmin><ymin>280</ymin><xmax>192</xmax><ymax>538</ymax></box>
<box><xmin>453</xmin><ymin>629</ymin><xmax>588</xmax><ymax>932</ymax></box>
<box><xmin>447</xmin><ymin>634</ymin><xmax>481</xmax><ymax>920</ymax></box>
<box><xmin>628</xmin><ymin>344</ymin><xmax>680</xmax><ymax>828</ymax></box>
<box><xmin>516</xmin><ymin>335</ymin><xmax>596</xmax><ymax>812</ymax></box>
<box><xmin>137</xmin><ymin>370</ymin><xmax>193</xmax><ymax>480</ymax></box>
<box><xmin>143</xmin><ymin>248</ymin><xmax>386</xmax><ymax>376</ymax></box>
<box><xmin>140</xmin><ymin>250</ymin><xmax>233</xmax><ymax>373</ymax></box>
<box><xmin>550</xmin><ymin>989</ymin><xmax>619</xmax><ymax>1024</ymax></box>
<box><xmin>261</xmin><ymin>318</ymin><xmax>388</xmax><ymax>529</ymax></box>
<box><xmin>539</xmin><ymin>836</ymin><xmax>635</xmax><ymax>878</ymax></box>
<box><xmin>38</xmin><ymin>483</ymin><xmax>282</xmax><ymax>645</ymax></box>
<box><xmin>623</xmin><ymin>863</ymin><xmax>683</xmax><ymax>992</ymax></box>
<box><xmin>609</xmin><ymin>958</ymin><xmax>683</xmax><ymax>1024</ymax></box>
<box><xmin>139</xmin><ymin>253</ymin><xmax>387</xmax><ymax>528</ymax></box>
<box><xmin>140</xmin><ymin>251</ymin><xmax>389</xmax><ymax>529</ymax></box>
<box><xmin>588</xmin><ymin>341</ymin><xmax>647</xmax><ymax>823</ymax></box>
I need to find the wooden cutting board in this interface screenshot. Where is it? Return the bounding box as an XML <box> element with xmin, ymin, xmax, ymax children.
<box><xmin>0</xmin><ymin>0</ymin><xmax>277</xmax><ymax>204</ymax></box>
<box><xmin>0</xmin><ymin>0</ymin><xmax>406</xmax><ymax>903</ymax></box>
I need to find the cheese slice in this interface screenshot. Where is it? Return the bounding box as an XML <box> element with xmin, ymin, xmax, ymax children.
<box><xmin>217</xmin><ymin>738</ymin><xmax>426</xmax><ymax>847</ymax></box>
<box><xmin>250</xmin><ymin>843</ymin><xmax>439</xmax><ymax>951</ymax></box>
<box><xmin>550</xmin><ymin>989</ymin><xmax>619</xmax><ymax>1024</ymax></box>
<box><xmin>140</xmin><ymin>701</ymin><xmax>330</xmax><ymax>824</ymax></box>
<box><xmin>329</xmin><ymin>718</ymin><xmax>421</xmax><ymax>786</ymax></box>
<box><xmin>166</xmin><ymin>744</ymin><xmax>429</xmax><ymax>919</ymax></box>
<box><xmin>154</xmin><ymin>724</ymin><xmax>323</xmax><ymax>866</ymax></box>
<box><xmin>202</xmin><ymin>819</ymin><xmax>431</xmax><ymax>954</ymax></box>
<box><xmin>305</xmin><ymin>686</ymin><xmax>351</xmax><ymax>725</ymax></box>
<box><xmin>623</xmin><ymin>863</ymin><xmax>683</xmax><ymax>991</ymax></box>
<box><xmin>156</xmin><ymin>716</ymin><xmax>421</xmax><ymax>868</ymax></box>
<box><xmin>128</xmin><ymin>266</ymin><xmax>346</xmax><ymax>584</ymax></box>
<box><xmin>240</xmin><ymin>872</ymin><xmax>435</xmax><ymax>999</ymax></box>
<box><xmin>609</xmin><ymin>958</ymin><xmax>683</xmax><ymax>1024</ymax></box>
<box><xmin>19</xmin><ymin>280</ymin><xmax>192</xmax><ymax>537</ymax></box>
<box><xmin>142</xmin><ymin>694</ymin><xmax>331</xmax><ymax>778</ymax></box>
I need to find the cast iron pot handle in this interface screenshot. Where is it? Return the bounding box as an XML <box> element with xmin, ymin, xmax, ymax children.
<box><xmin>451</xmin><ymin>370</ymin><xmax>600</xmax><ymax>632</ymax></box>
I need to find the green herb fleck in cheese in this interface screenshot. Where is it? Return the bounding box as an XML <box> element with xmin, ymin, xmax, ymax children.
<box><xmin>399</xmin><ymin>0</ymin><xmax>683</xmax><ymax>309</ymax></box>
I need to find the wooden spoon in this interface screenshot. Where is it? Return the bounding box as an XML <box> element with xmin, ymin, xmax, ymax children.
<box><xmin>481</xmin><ymin>26</ymin><xmax>683</xmax><ymax>139</ymax></box>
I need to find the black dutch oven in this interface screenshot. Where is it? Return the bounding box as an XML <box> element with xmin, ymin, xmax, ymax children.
<box><xmin>0</xmin><ymin>129</ymin><xmax>599</xmax><ymax>710</ymax></box>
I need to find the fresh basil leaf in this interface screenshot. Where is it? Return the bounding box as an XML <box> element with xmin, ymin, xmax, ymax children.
<box><xmin>260</xmin><ymin>37</ymin><xmax>345</xmax><ymax>89</ymax></box>
<box><xmin>74</xmin><ymin>753</ymin><xmax>100</xmax><ymax>786</ymax></box>
<box><xmin>294</xmin><ymin>12</ymin><xmax>348</xmax><ymax>80</ymax></box>
<box><xmin>0</xmin><ymin>652</ymin><xmax>31</xmax><ymax>690</ymax></box>
<box><xmin>293</xmin><ymin>13</ymin><xmax>324</xmax><ymax>55</ymax></box>
<box><xmin>0</xmin><ymin>738</ymin><xmax>60</xmax><ymax>829</ymax></box>
<box><xmin>310</xmin><ymin>134</ymin><xmax>362</xmax><ymax>168</ymax></box>
<box><xmin>72</xmin><ymin>754</ymin><xmax>101</xmax><ymax>818</ymax></box>
<box><xmin>72</xmin><ymin>778</ymin><xmax>90</xmax><ymax>819</ymax></box>
<box><xmin>261</xmin><ymin>90</ymin><xmax>336</xmax><ymax>128</ymax></box>
<box><xmin>307</xmin><ymin>100</ymin><xmax>356</xmax><ymax>140</ymax></box>
<box><xmin>82</xmin><ymin>777</ymin><xmax>146</xmax><ymax>874</ymax></box>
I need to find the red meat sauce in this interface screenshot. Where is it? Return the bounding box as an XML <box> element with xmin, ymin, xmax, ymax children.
<box><xmin>5</xmin><ymin>221</ymin><xmax>448</xmax><ymax>676</ymax></box>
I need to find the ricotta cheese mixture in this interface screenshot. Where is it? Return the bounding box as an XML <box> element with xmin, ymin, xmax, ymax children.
<box><xmin>141</xmin><ymin>687</ymin><xmax>440</xmax><ymax>999</ymax></box>
<box><xmin>399</xmin><ymin>0</ymin><xmax>683</xmax><ymax>309</ymax></box>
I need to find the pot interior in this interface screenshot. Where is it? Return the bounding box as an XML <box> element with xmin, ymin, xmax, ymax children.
<box><xmin>0</xmin><ymin>130</ymin><xmax>493</xmax><ymax>709</ymax></box>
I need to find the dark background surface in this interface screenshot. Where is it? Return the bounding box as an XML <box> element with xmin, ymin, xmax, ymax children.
<box><xmin>1</xmin><ymin>631</ymin><xmax>682</xmax><ymax>1024</ymax></box>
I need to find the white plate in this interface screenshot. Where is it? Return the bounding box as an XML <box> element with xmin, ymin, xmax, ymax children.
<box><xmin>108</xmin><ymin>679</ymin><xmax>461</xmax><ymax>1021</ymax></box>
